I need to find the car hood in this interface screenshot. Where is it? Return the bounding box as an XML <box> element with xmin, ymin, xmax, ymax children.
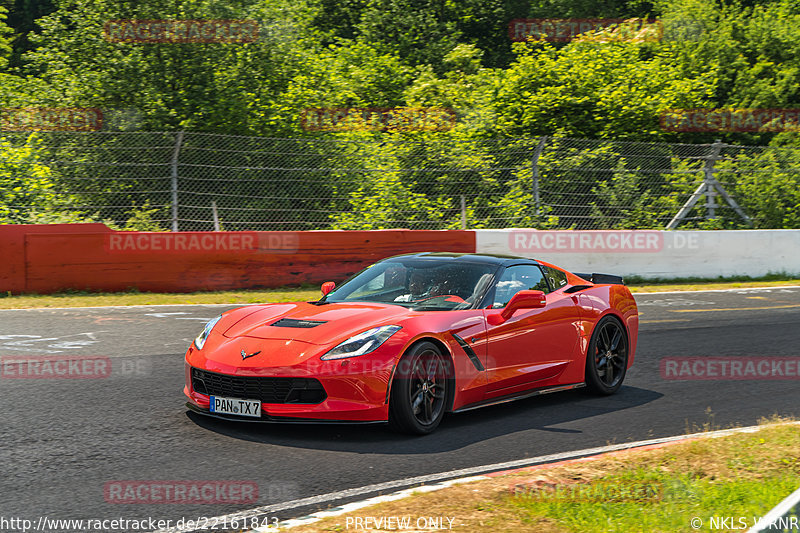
<box><xmin>222</xmin><ymin>301</ymin><xmax>412</xmax><ymax>345</ymax></box>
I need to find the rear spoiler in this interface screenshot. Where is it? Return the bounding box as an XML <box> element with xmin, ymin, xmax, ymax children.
<box><xmin>573</xmin><ymin>272</ymin><xmax>626</xmax><ymax>285</ymax></box>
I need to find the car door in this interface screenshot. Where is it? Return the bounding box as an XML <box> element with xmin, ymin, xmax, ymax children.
<box><xmin>483</xmin><ymin>264</ymin><xmax>582</xmax><ymax>394</ymax></box>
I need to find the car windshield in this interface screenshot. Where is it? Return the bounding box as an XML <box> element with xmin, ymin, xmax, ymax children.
<box><xmin>322</xmin><ymin>258</ymin><xmax>497</xmax><ymax>311</ymax></box>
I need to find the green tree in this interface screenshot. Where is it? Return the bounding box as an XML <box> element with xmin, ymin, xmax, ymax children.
<box><xmin>261</xmin><ymin>40</ymin><xmax>414</xmax><ymax>135</ymax></box>
<box><xmin>0</xmin><ymin>135</ymin><xmax>88</xmax><ymax>223</ymax></box>
<box><xmin>1</xmin><ymin>0</ymin><xmax>56</xmax><ymax>67</ymax></box>
<box><xmin>492</xmin><ymin>25</ymin><xmax>715</xmax><ymax>140</ymax></box>
<box><xmin>22</xmin><ymin>0</ymin><xmax>325</xmax><ymax>133</ymax></box>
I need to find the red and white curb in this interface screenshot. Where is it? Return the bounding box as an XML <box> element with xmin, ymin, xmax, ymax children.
<box><xmin>184</xmin><ymin>421</ymin><xmax>800</xmax><ymax>532</ymax></box>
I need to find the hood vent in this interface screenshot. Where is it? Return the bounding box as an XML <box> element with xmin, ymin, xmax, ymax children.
<box><xmin>269</xmin><ymin>318</ymin><xmax>327</xmax><ymax>328</ymax></box>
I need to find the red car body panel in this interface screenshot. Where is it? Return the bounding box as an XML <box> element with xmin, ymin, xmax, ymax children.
<box><xmin>184</xmin><ymin>254</ymin><xmax>638</xmax><ymax>423</ymax></box>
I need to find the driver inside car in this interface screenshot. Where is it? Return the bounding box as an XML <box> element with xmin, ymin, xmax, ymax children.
<box><xmin>395</xmin><ymin>269</ymin><xmax>438</xmax><ymax>302</ymax></box>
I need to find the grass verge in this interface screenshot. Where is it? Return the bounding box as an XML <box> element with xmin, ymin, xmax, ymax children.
<box><xmin>0</xmin><ymin>287</ymin><xmax>322</xmax><ymax>309</ymax></box>
<box><xmin>1</xmin><ymin>275</ymin><xmax>799</xmax><ymax>309</ymax></box>
<box><xmin>286</xmin><ymin>420</ymin><xmax>800</xmax><ymax>533</ymax></box>
<box><xmin>625</xmin><ymin>273</ymin><xmax>800</xmax><ymax>293</ymax></box>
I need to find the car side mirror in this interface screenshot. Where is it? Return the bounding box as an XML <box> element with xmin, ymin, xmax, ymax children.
<box><xmin>321</xmin><ymin>281</ymin><xmax>336</xmax><ymax>296</ymax></box>
<box><xmin>487</xmin><ymin>290</ymin><xmax>546</xmax><ymax>325</ymax></box>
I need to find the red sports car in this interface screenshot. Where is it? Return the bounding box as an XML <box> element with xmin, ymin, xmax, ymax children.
<box><xmin>184</xmin><ymin>253</ymin><xmax>638</xmax><ymax>434</ymax></box>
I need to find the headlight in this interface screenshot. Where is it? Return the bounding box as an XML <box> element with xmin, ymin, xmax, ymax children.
<box><xmin>194</xmin><ymin>315</ymin><xmax>222</xmax><ymax>350</ymax></box>
<box><xmin>320</xmin><ymin>325</ymin><xmax>402</xmax><ymax>361</ymax></box>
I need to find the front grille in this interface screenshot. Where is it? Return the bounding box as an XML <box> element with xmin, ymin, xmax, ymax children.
<box><xmin>192</xmin><ymin>368</ymin><xmax>326</xmax><ymax>404</ymax></box>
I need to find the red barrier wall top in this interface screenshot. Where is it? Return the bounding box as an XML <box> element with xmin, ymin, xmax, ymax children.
<box><xmin>0</xmin><ymin>224</ymin><xmax>113</xmax><ymax>293</ymax></box>
<box><xmin>0</xmin><ymin>224</ymin><xmax>476</xmax><ymax>294</ymax></box>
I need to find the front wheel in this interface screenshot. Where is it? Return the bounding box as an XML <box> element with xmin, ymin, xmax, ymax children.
<box><xmin>585</xmin><ymin>316</ymin><xmax>628</xmax><ymax>395</ymax></box>
<box><xmin>388</xmin><ymin>342</ymin><xmax>449</xmax><ymax>435</ymax></box>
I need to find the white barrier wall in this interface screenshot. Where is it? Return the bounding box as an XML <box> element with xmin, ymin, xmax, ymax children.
<box><xmin>475</xmin><ymin>229</ymin><xmax>800</xmax><ymax>279</ymax></box>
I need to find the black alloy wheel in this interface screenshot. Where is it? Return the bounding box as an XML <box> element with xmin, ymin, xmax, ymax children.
<box><xmin>585</xmin><ymin>316</ymin><xmax>628</xmax><ymax>394</ymax></box>
<box><xmin>389</xmin><ymin>341</ymin><xmax>449</xmax><ymax>434</ymax></box>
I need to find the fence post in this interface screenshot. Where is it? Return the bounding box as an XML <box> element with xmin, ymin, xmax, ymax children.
<box><xmin>532</xmin><ymin>136</ymin><xmax>547</xmax><ymax>216</ymax></box>
<box><xmin>211</xmin><ymin>201</ymin><xmax>221</xmax><ymax>231</ymax></box>
<box><xmin>170</xmin><ymin>131</ymin><xmax>185</xmax><ymax>232</ymax></box>
<box><xmin>460</xmin><ymin>195</ymin><xmax>467</xmax><ymax>229</ymax></box>
<box><xmin>704</xmin><ymin>139</ymin><xmax>723</xmax><ymax>221</ymax></box>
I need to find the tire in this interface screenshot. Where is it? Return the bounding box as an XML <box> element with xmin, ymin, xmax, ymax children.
<box><xmin>585</xmin><ymin>316</ymin><xmax>628</xmax><ymax>395</ymax></box>
<box><xmin>388</xmin><ymin>341</ymin><xmax>449</xmax><ymax>435</ymax></box>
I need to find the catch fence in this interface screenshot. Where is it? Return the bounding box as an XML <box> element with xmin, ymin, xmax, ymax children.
<box><xmin>2</xmin><ymin>131</ymin><xmax>797</xmax><ymax>231</ymax></box>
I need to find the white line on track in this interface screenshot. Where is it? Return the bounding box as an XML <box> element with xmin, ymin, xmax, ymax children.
<box><xmin>265</xmin><ymin>476</ymin><xmax>490</xmax><ymax>531</ymax></box>
<box><xmin>152</xmin><ymin>422</ymin><xmax>800</xmax><ymax>533</ymax></box>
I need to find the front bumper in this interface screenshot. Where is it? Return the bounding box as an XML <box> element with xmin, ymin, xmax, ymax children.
<box><xmin>184</xmin><ymin>348</ymin><xmax>395</xmax><ymax>422</ymax></box>
<box><xmin>184</xmin><ymin>401</ymin><xmax>386</xmax><ymax>424</ymax></box>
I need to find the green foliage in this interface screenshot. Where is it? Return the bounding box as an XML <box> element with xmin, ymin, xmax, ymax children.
<box><xmin>2</xmin><ymin>0</ymin><xmax>800</xmax><ymax>230</ymax></box>
<box><xmin>7</xmin><ymin>0</ymin><xmax>800</xmax><ymax>142</ymax></box>
<box><xmin>262</xmin><ymin>40</ymin><xmax>414</xmax><ymax>135</ymax></box>
<box><xmin>718</xmin><ymin>147</ymin><xmax>800</xmax><ymax>228</ymax></box>
<box><xmin>589</xmin><ymin>168</ymin><xmax>666</xmax><ymax>229</ymax></box>
<box><xmin>22</xmin><ymin>0</ymin><xmax>327</xmax><ymax>133</ymax></box>
<box><xmin>0</xmin><ymin>135</ymin><xmax>85</xmax><ymax>223</ymax></box>
<box><xmin>329</xmin><ymin>173</ymin><xmax>452</xmax><ymax>230</ymax></box>
<box><xmin>513</xmin><ymin>470</ymin><xmax>800</xmax><ymax>533</ymax></box>
<box><xmin>326</xmin><ymin>134</ymin><xmax>455</xmax><ymax>229</ymax></box>
<box><xmin>494</xmin><ymin>32</ymin><xmax>715</xmax><ymax>140</ymax></box>
<box><xmin>122</xmin><ymin>201</ymin><xmax>164</xmax><ymax>231</ymax></box>
<box><xmin>356</xmin><ymin>0</ymin><xmax>460</xmax><ymax>72</ymax></box>
<box><xmin>0</xmin><ymin>5</ymin><xmax>11</xmax><ymax>70</ymax></box>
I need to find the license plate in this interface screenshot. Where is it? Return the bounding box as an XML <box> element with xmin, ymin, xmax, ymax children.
<box><xmin>209</xmin><ymin>395</ymin><xmax>261</xmax><ymax>418</ymax></box>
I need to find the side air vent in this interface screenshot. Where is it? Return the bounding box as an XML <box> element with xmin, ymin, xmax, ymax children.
<box><xmin>270</xmin><ymin>318</ymin><xmax>327</xmax><ymax>328</ymax></box>
<box><xmin>452</xmin><ymin>333</ymin><xmax>485</xmax><ymax>371</ymax></box>
<box><xmin>564</xmin><ymin>285</ymin><xmax>593</xmax><ymax>294</ymax></box>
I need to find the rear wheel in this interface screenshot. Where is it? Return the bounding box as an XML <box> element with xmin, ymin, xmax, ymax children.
<box><xmin>585</xmin><ymin>316</ymin><xmax>628</xmax><ymax>395</ymax></box>
<box><xmin>388</xmin><ymin>342</ymin><xmax>449</xmax><ymax>435</ymax></box>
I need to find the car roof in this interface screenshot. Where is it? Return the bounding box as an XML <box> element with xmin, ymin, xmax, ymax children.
<box><xmin>382</xmin><ymin>252</ymin><xmax>540</xmax><ymax>267</ymax></box>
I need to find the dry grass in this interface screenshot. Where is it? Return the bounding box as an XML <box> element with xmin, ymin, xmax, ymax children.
<box><xmin>629</xmin><ymin>279</ymin><xmax>800</xmax><ymax>293</ymax></box>
<box><xmin>2</xmin><ymin>279</ymin><xmax>800</xmax><ymax>309</ymax></box>
<box><xmin>0</xmin><ymin>287</ymin><xmax>321</xmax><ymax>309</ymax></box>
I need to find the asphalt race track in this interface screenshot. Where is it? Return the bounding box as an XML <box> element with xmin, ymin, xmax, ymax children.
<box><xmin>1</xmin><ymin>287</ymin><xmax>799</xmax><ymax>532</ymax></box>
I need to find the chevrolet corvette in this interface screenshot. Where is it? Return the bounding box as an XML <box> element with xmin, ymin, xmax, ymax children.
<box><xmin>184</xmin><ymin>253</ymin><xmax>638</xmax><ymax>434</ymax></box>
